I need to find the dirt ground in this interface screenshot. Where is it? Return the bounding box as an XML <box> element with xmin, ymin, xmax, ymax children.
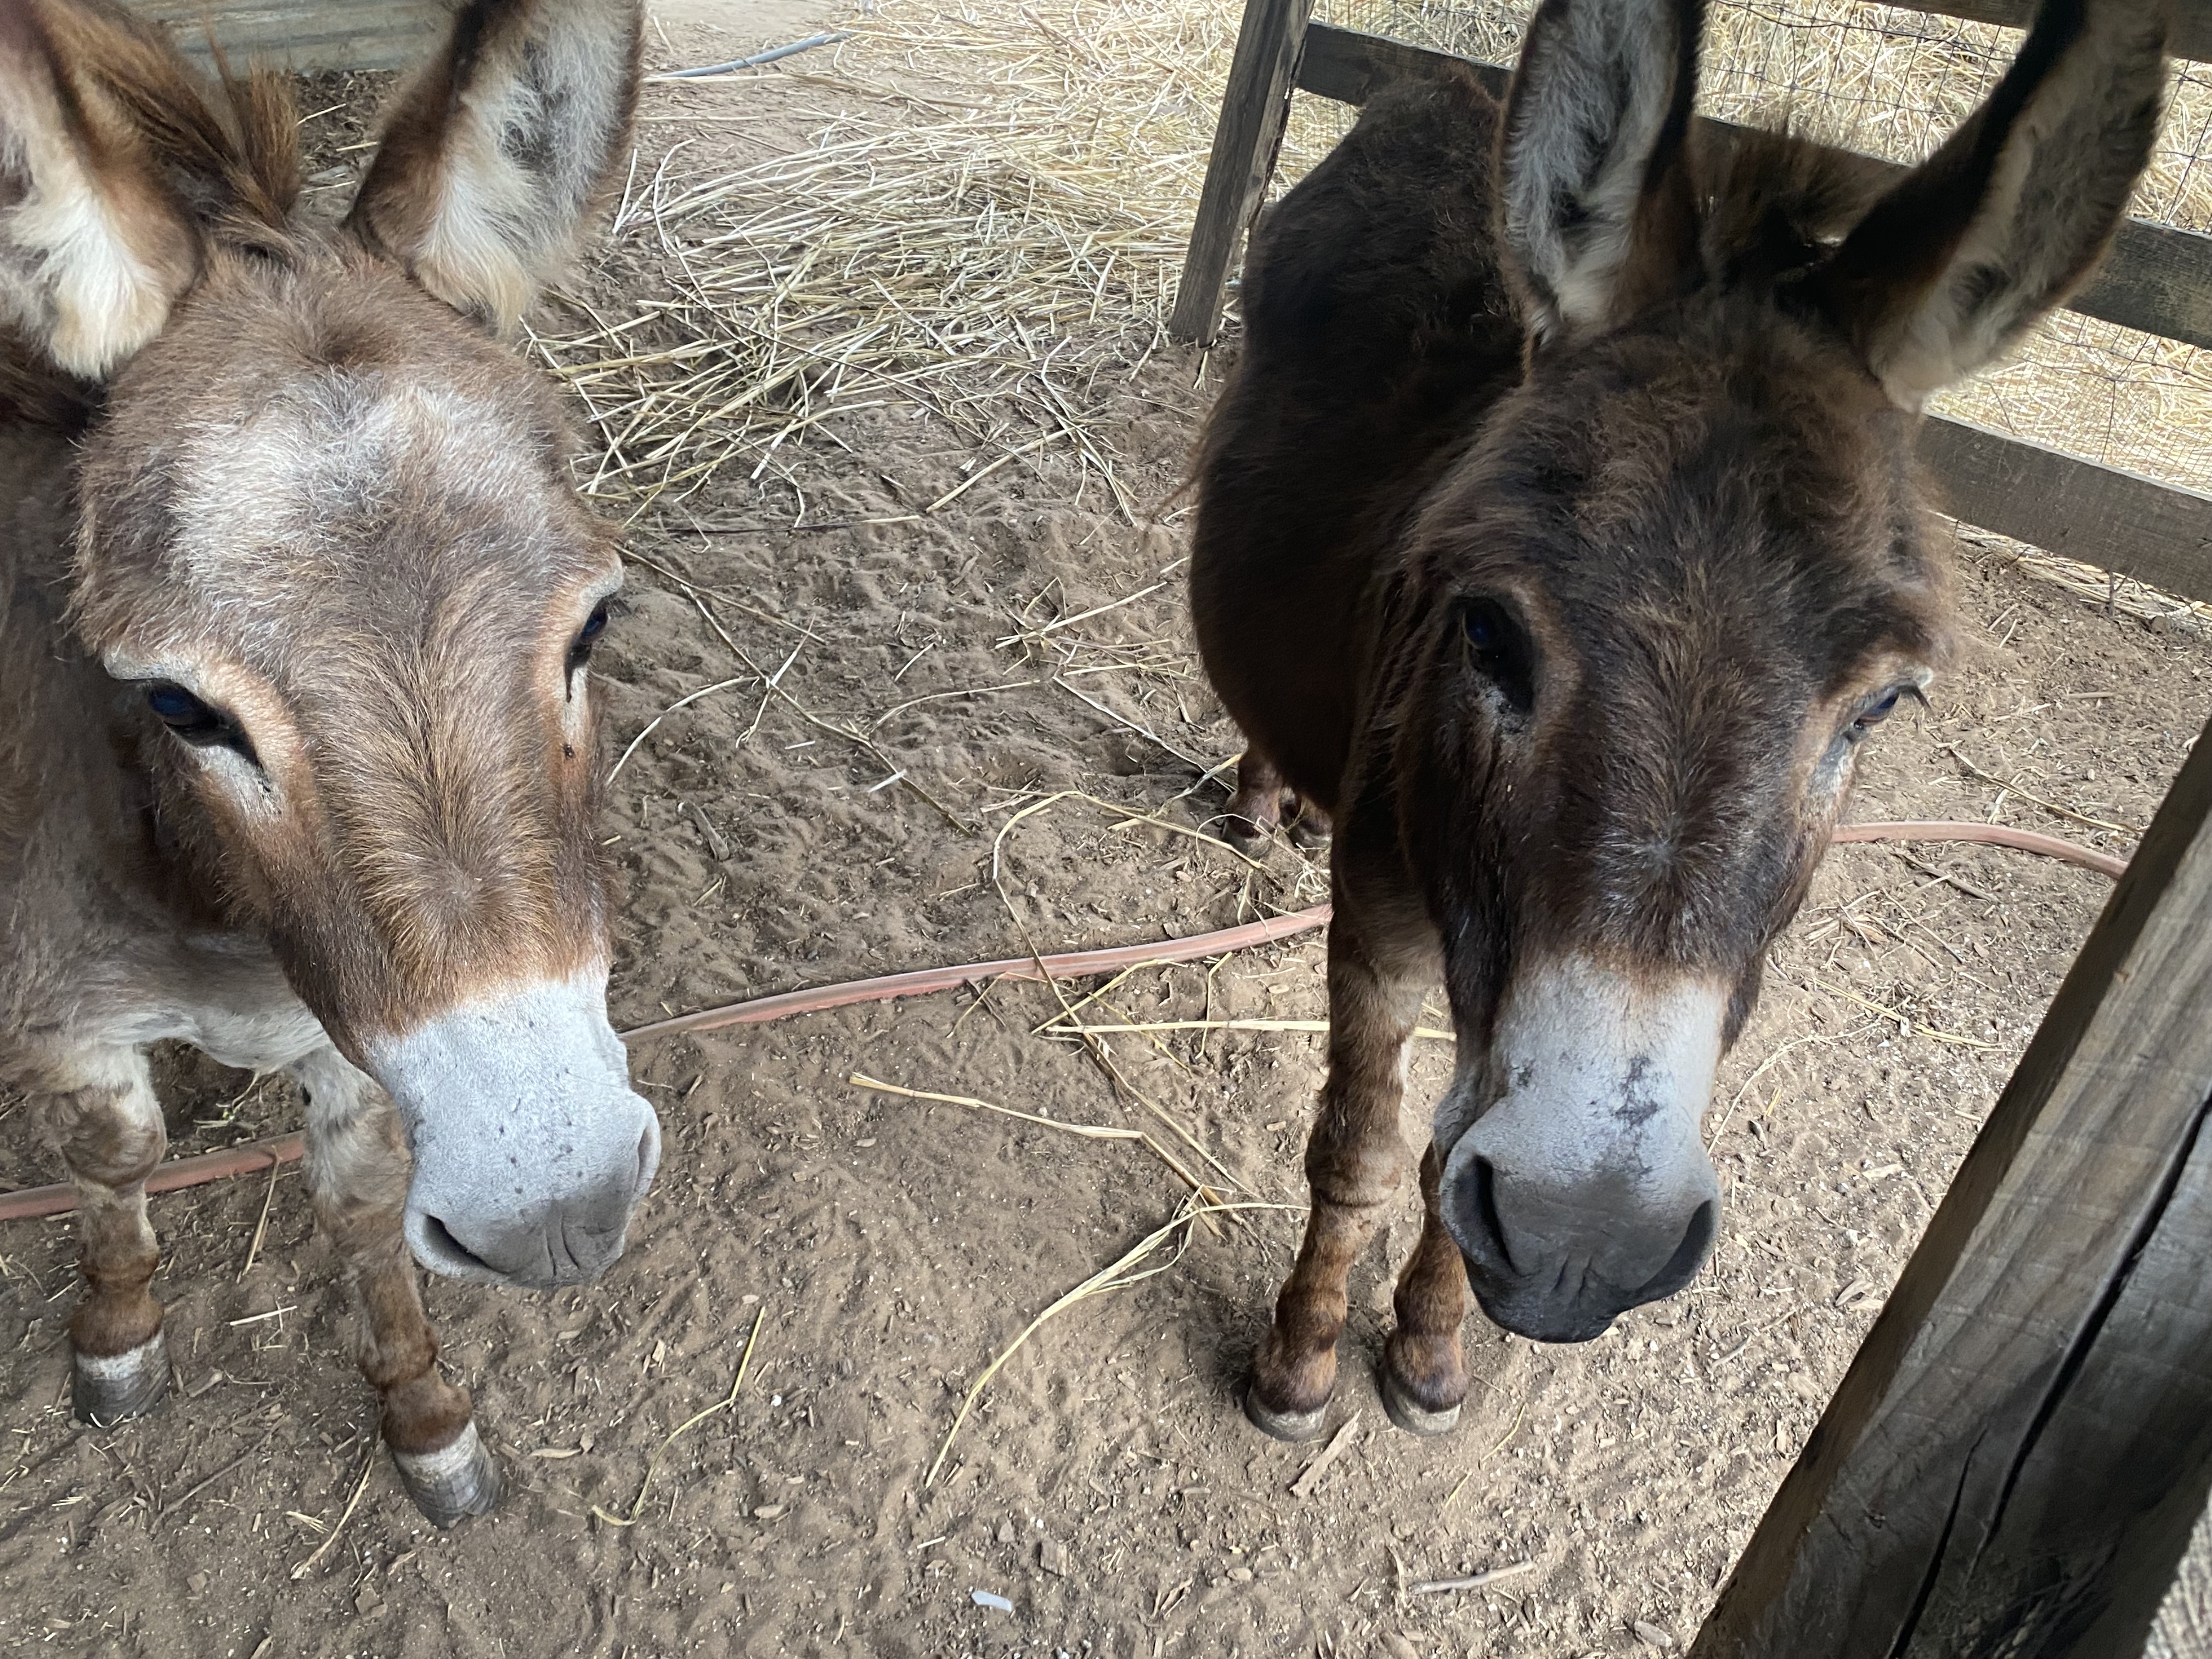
<box><xmin>5</xmin><ymin>5</ymin><xmax>2212</xmax><ymax>1657</ymax></box>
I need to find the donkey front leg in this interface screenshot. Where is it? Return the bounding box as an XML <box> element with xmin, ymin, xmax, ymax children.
<box><xmin>1220</xmin><ymin>749</ymin><xmax>1331</xmax><ymax>854</ymax></box>
<box><xmin>1379</xmin><ymin>1143</ymin><xmax>1472</xmax><ymax>1435</ymax></box>
<box><xmin>296</xmin><ymin>1049</ymin><xmax>499</xmax><ymax>1526</ymax></box>
<box><xmin>1246</xmin><ymin>919</ymin><xmax>1423</xmax><ymax>1441</ymax></box>
<box><xmin>49</xmin><ymin>1049</ymin><xmax>171</xmax><ymax>1424</ymax></box>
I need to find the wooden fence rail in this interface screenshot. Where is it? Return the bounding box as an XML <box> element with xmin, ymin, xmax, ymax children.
<box><xmin>1176</xmin><ymin>10</ymin><xmax>2212</xmax><ymax>602</ymax></box>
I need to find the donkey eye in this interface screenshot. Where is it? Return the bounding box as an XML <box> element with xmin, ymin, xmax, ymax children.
<box><xmin>145</xmin><ymin>682</ymin><xmax>254</xmax><ymax>759</ymax></box>
<box><xmin>1847</xmin><ymin>682</ymin><xmax>1921</xmax><ymax>743</ymax></box>
<box><xmin>567</xmin><ymin>601</ymin><xmax>611</xmax><ymax>680</ymax></box>
<box><xmin>1460</xmin><ymin>598</ymin><xmax>1536</xmax><ymax>715</ymax></box>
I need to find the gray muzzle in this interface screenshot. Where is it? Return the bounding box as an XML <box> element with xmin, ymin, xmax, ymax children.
<box><xmin>1436</xmin><ymin>956</ymin><xmax>1723</xmax><ymax>1342</ymax></box>
<box><xmin>367</xmin><ymin>970</ymin><xmax>662</xmax><ymax>1289</ymax></box>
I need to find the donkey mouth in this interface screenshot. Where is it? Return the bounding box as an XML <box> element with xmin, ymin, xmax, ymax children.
<box><xmin>1446</xmin><ymin>1159</ymin><xmax>1719</xmax><ymax>1341</ymax></box>
<box><xmin>368</xmin><ymin>970</ymin><xmax>664</xmax><ymax>1289</ymax></box>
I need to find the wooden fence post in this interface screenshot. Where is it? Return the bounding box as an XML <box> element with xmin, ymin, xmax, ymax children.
<box><xmin>1691</xmin><ymin>708</ymin><xmax>2212</xmax><ymax>1657</ymax></box>
<box><xmin>1166</xmin><ymin>0</ymin><xmax>1313</xmax><ymax>345</ymax></box>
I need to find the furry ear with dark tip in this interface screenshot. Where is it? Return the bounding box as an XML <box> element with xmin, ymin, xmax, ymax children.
<box><xmin>1814</xmin><ymin>0</ymin><xmax>2169</xmax><ymax>410</ymax></box>
<box><xmin>1497</xmin><ymin>0</ymin><xmax>1705</xmax><ymax>346</ymax></box>
<box><xmin>0</xmin><ymin>0</ymin><xmax>199</xmax><ymax>380</ymax></box>
<box><xmin>347</xmin><ymin>0</ymin><xmax>642</xmax><ymax>332</ymax></box>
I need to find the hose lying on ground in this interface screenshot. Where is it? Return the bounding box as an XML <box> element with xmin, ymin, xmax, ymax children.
<box><xmin>0</xmin><ymin>819</ymin><xmax>2125</xmax><ymax>1222</ymax></box>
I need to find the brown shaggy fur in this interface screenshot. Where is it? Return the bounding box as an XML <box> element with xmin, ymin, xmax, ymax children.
<box><xmin>1193</xmin><ymin>0</ymin><xmax>2166</xmax><ymax>1434</ymax></box>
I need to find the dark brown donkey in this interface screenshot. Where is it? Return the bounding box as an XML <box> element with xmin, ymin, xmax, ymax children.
<box><xmin>1193</xmin><ymin>0</ymin><xmax>2167</xmax><ymax>1440</ymax></box>
<box><xmin>1</xmin><ymin>0</ymin><xmax>656</xmax><ymax>1521</ymax></box>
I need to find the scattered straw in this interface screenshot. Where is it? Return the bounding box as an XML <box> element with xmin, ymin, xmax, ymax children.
<box><xmin>927</xmin><ymin>1199</ymin><xmax>1291</xmax><ymax>1483</ymax></box>
<box><xmin>592</xmin><ymin>1306</ymin><xmax>766</xmax><ymax>1527</ymax></box>
<box><xmin>1804</xmin><ymin>975</ymin><xmax>1999</xmax><ymax>1049</ymax></box>
<box><xmin>289</xmin><ymin>1455</ymin><xmax>375</xmax><ymax>1580</ymax></box>
<box><xmin>1289</xmin><ymin>1412</ymin><xmax>1362</xmax><ymax>1499</ymax></box>
<box><xmin>1410</xmin><ymin>1561</ymin><xmax>1539</xmax><ymax>1596</ymax></box>
<box><xmin>1039</xmin><ymin>1017</ymin><xmax>1455</xmax><ymax>1041</ymax></box>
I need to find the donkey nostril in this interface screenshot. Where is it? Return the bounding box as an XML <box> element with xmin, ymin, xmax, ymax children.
<box><xmin>421</xmin><ymin>1214</ymin><xmax>498</xmax><ymax>1276</ymax></box>
<box><xmin>1635</xmin><ymin>1198</ymin><xmax>1718</xmax><ymax>1301</ymax></box>
<box><xmin>1472</xmin><ymin>1157</ymin><xmax>1516</xmax><ymax>1276</ymax></box>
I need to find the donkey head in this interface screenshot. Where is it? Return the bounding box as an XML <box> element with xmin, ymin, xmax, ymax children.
<box><xmin>1389</xmin><ymin>0</ymin><xmax>2165</xmax><ymax>1340</ymax></box>
<box><xmin>0</xmin><ymin>0</ymin><xmax>658</xmax><ymax>1288</ymax></box>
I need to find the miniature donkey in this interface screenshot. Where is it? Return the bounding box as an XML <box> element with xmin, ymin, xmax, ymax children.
<box><xmin>1</xmin><ymin>0</ymin><xmax>657</xmax><ymax>1521</ymax></box>
<box><xmin>1192</xmin><ymin>0</ymin><xmax>2166</xmax><ymax>1439</ymax></box>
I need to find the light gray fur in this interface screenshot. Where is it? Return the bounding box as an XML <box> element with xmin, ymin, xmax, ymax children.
<box><xmin>1437</xmin><ymin>957</ymin><xmax>1723</xmax><ymax>1294</ymax></box>
<box><xmin>367</xmin><ymin>968</ymin><xmax>659</xmax><ymax>1288</ymax></box>
<box><xmin>389</xmin><ymin>0</ymin><xmax>641</xmax><ymax>329</ymax></box>
<box><xmin>1864</xmin><ymin>0</ymin><xmax>2171</xmax><ymax>408</ymax></box>
<box><xmin>1499</xmin><ymin>0</ymin><xmax>1687</xmax><ymax>341</ymax></box>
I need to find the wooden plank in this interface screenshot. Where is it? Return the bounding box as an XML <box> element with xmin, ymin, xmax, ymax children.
<box><xmin>119</xmin><ymin>0</ymin><xmax>448</xmax><ymax>73</ymax></box>
<box><xmin>1295</xmin><ymin>23</ymin><xmax>2212</xmax><ymax>352</ymax></box>
<box><xmin>1691</xmin><ymin>705</ymin><xmax>2212</xmax><ymax>1655</ymax></box>
<box><xmin>1167</xmin><ymin>0</ymin><xmax>1315</xmax><ymax>344</ymax></box>
<box><xmin>1918</xmin><ymin>416</ymin><xmax>2212</xmax><ymax>600</ymax></box>
<box><xmin>1905</xmin><ymin>0</ymin><xmax>2211</xmax><ymax>63</ymax></box>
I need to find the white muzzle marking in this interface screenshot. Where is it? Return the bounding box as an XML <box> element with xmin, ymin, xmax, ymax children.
<box><xmin>365</xmin><ymin>967</ymin><xmax>661</xmax><ymax>1289</ymax></box>
<box><xmin>1437</xmin><ymin>955</ymin><xmax>1725</xmax><ymax>1339</ymax></box>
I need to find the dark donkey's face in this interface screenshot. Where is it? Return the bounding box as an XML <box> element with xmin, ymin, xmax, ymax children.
<box><xmin>1395</xmin><ymin>312</ymin><xmax>1946</xmax><ymax>1341</ymax></box>
<box><xmin>1385</xmin><ymin>0</ymin><xmax>2165</xmax><ymax>1341</ymax></box>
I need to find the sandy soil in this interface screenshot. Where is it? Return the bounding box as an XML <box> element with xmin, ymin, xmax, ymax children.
<box><xmin>5</xmin><ymin>8</ymin><xmax>2211</xmax><ymax>1658</ymax></box>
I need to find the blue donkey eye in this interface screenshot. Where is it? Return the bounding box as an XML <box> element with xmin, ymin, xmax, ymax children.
<box><xmin>142</xmin><ymin>682</ymin><xmax>253</xmax><ymax>761</ymax></box>
<box><xmin>146</xmin><ymin>685</ymin><xmax>207</xmax><ymax>724</ymax></box>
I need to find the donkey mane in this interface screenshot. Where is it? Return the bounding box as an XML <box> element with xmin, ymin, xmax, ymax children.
<box><xmin>1692</xmin><ymin>123</ymin><xmax>1895</xmax><ymax>294</ymax></box>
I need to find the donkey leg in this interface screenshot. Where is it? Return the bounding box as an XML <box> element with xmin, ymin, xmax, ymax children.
<box><xmin>1220</xmin><ymin>749</ymin><xmax>1294</xmax><ymax>855</ymax></box>
<box><xmin>296</xmin><ymin>1049</ymin><xmax>499</xmax><ymax>1527</ymax></box>
<box><xmin>1246</xmin><ymin>927</ymin><xmax>1423</xmax><ymax>1441</ymax></box>
<box><xmin>1379</xmin><ymin>1144</ymin><xmax>1472</xmax><ymax>1435</ymax></box>
<box><xmin>49</xmin><ymin>1049</ymin><xmax>171</xmax><ymax>1424</ymax></box>
<box><xmin>1284</xmin><ymin>798</ymin><xmax>1334</xmax><ymax>851</ymax></box>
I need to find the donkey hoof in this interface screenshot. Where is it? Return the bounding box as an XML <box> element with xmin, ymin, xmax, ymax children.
<box><xmin>392</xmin><ymin>1420</ymin><xmax>501</xmax><ymax>1527</ymax></box>
<box><xmin>72</xmin><ymin>1330</ymin><xmax>170</xmax><ymax>1426</ymax></box>
<box><xmin>1284</xmin><ymin>812</ymin><xmax>1332</xmax><ymax>851</ymax></box>
<box><xmin>1379</xmin><ymin>1367</ymin><xmax>1463</xmax><ymax>1437</ymax></box>
<box><xmin>1242</xmin><ymin>1383</ymin><xmax>1330</xmax><ymax>1443</ymax></box>
<box><xmin>1216</xmin><ymin>814</ymin><xmax>1274</xmax><ymax>858</ymax></box>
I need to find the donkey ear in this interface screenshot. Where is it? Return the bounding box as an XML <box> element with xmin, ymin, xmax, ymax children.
<box><xmin>0</xmin><ymin>0</ymin><xmax>199</xmax><ymax>380</ymax></box>
<box><xmin>1815</xmin><ymin>0</ymin><xmax>2168</xmax><ymax>410</ymax></box>
<box><xmin>347</xmin><ymin>0</ymin><xmax>641</xmax><ymax>331</ymax></box>
<box><xmin>1498</xmin><ymin>0</ymin><xmax>1705</xmax><ymax>345</ymax></box>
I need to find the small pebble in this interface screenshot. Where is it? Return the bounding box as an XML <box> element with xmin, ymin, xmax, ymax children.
<box><xmin>1634</xmin><ymin>1621</ymin><xmax>1675</xmax><ymax>1650</ymax></box>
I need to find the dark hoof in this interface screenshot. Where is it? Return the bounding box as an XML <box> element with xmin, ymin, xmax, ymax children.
<box><xmin>392</xmin><ymin>1421</ymin><xmax>501</xmax><ymax>1527</ymax></box>
<box><xmin>1215</xmin><ymin>814</ymin><xmax>1274</xmax><ymax>858</ymax></box>
<box><xmin>1243</xmin><ymin>1383</ymin><xmax>1330</xmax><ymax>1443</ymax></box>
<box><xmin>1379</xmin><ymin>1365</ymin><xmax>1463</xmax><ymax>1437</ymax></box>
<box><xmin>72</xmin><ymin>1330</ymin><xmax>169</xmax><ymax>1426</ymax></box>
<box><xmin>1284</xmin><ymin>813</ymin><xmax>1331</xmax><ymax>851</ymax></box>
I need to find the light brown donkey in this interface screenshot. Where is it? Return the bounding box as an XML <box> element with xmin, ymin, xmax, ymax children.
<box><xmin>1192</xmin><ymin>0</ymin><xmax>2168</xmax><ymax>1440</ymax></box>
<box><xmin>1</xmin><ymin>0</ymin><xmax>656</xmax><ymax>1522</ymax></box>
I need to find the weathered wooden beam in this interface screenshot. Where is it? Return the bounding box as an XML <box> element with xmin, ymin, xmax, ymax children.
<box><xmin>1690</xmin><ymin>706</ymin><xmax>2212</xmax><ymax>1655</ymax></box>
<box><xmin>119</xmin><ymin>0</ymin><xmax>447</xmax><ymax>73</ymax></box>
<box><xmin>1918</xmin><ymin>416</ymin><xmax>2212</xmax><ymax>600</ymax></box>
<box><xmin>1908</xmin><ymin>0</ymin><xmax>2211</xmax><ymax>63</ymax></box>
<box><xmin>1167</xmin><ymin>0</ymin><xmax>1314</xmax><ymax>344</ymax></box>
<box><xmin>1295</xmin><ymin>23</ymin><xmax>2212</xmax><ymax>353</ymax></box>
